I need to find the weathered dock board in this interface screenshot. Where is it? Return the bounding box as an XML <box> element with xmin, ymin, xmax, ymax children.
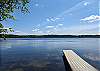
<box><xmin>63</xmin><ymin>50</ymin><xmax>98</xmax><ymax>71</ymax></box>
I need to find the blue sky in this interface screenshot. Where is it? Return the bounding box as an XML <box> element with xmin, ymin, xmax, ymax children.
<box><xmin>3</xmin><ymin>0</ymin><xmax>100</xmax><ymax>35</ymax></box>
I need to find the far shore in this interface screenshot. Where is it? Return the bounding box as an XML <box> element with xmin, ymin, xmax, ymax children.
<box><xmin>0</xmin><ymin>34</ymin><xmax>100</xmax><ymax>38</ymax></box>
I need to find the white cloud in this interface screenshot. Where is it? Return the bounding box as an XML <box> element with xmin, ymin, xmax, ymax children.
<box><xmin>32</xmin><ymin>30</ymin><xmax>35</xmax><ymax>32</ymax></box>
<box><xmin>15</xmin><ymin>31</ymin><xmax>21</xmax><ymax>33</ymax></box>
<box><xmin>46</xmin><ymin>17</ymin><xmax>60</xmax><ymax>22</ymax></box>
<box><xmin>46</xmin><ymin>18</ymin><xmax>50</xmax><ymax>22</ymax></box>
<box><xmin>47</xmin><ymin>24</ymin><xmax>99</xmax><ymax>35</ymax></box>
<box><xmin>46</xmin><ymin>26</ymin><xmax>54</xmax><ymax>28</ymax></box>
<box><xmin>50</xmin><ymin>18</ymin><xmax>55</xmax><ymax>22</ymax></box>
<box><xmin>55</xmin><ymin>17</ymin><xmax>60</xmax><ymax>20</ymax></box>
<box><xmin>46</xmin><ymin>17</ymin><xmax>54</xmax><ymax>22</ymax></box>
<box><xmin>32</xmin><ymin>24</ymin><xmax>99</xmax><ymax>35</ymax></box>
<box><xmin>12</xmin><ymin>31</ymin><xmax>28</xmax><ymax>35</ymax></box>
<box><xmin>58</xmin><ymin>24</ymin><xmax>63</xmax><ymax>26</ymax></box>
<box><xmin>83</xmin><ymin>2</ymin><xmax>89</xmax><ymax>6</ymax></box>
<box><xmin>81</xmin><ymin>15</ymin><xmax>100</xmax><ymax>23</ymax></box>
<box><xmin>32</xmin><ymin>29</ymin><xmax>39</xmax><ymax>32</ymax></box>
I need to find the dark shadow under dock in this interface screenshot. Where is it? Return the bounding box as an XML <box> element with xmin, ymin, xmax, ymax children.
<box><xmin>63</xmin><ymin>55</ymin><xmax>72</xmax><ymax>71</ymax></box>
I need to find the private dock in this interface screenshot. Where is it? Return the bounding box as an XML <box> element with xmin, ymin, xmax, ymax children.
<box><xmin>63</xmin><ymin>50</ymin><xmax>98</xmax><ymax>71</ymax></box>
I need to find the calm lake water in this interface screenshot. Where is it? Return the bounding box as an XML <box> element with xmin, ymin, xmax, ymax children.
<box><xmin>0</xmin><ymin>38</ymin><xmax>100</xmax><ymax>71</ymax></box>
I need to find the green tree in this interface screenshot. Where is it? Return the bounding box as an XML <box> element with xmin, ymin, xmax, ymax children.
<box><xmin>0</xmin><ymin>0</ymin><xmax>29</xmax><ymax>39</ymax></box>
<box><xmin>0</xmin><ymin>0</ymin><xmax>29</xmax><ymax>21</ymax></box>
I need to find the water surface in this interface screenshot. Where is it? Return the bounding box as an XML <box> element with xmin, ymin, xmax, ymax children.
<box><xmin>0</xmin><ymin>38</ymin><xmax>100</xmax><ymax>71</ymax></box>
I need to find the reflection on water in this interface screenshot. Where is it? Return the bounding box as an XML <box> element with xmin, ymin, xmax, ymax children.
<box><xmin>0</xmin><ymin>38</ymin><xmax>100</xmax><ymax>71</ymax></box>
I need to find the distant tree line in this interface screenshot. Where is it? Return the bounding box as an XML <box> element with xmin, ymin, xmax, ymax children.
<box><xmin>0</xmin><ymin>34</ymin><xmax>100</xmax><ymax>38</ymax></box>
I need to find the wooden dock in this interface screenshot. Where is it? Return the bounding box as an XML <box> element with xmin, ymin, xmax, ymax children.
<box><xmin>63</xmin><ymin>50</ymin><xmax>98</xmax><ymax>71</ymax></box>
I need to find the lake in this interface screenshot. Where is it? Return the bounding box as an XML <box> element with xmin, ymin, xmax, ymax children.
<box><xmin>0</xmin><ymin>38</ymin><xmax>100</xmax><ymax>71</ymax></box>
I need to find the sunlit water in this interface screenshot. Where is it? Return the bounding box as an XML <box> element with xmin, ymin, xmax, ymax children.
<box><xmin>0</xmin><ymin>38</ymin><xmax>100</xmax><ymax>71</ymax></box>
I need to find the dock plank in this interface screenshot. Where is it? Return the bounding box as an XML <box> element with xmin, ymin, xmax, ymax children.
<box><xmin>63</xmin><ymin>50</ymin><xmax>98</xmax><ymax>71</ymax></box>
